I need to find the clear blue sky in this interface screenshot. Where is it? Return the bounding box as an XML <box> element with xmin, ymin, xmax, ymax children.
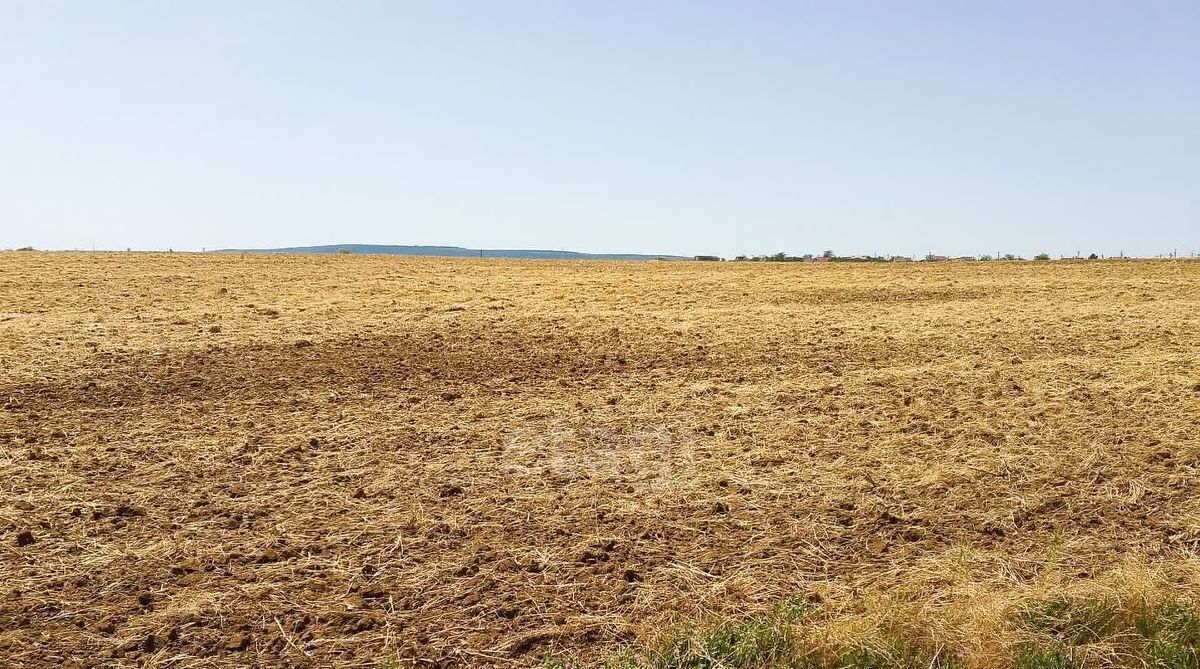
<box><xmin>2</xmin><ymin>1</ymin><xmax>1197</xmax><ymax>257</ymax></box>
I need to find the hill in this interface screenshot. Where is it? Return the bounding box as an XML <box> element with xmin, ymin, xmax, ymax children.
<box><xmin>212</xmin><ymin>243</ymin><xmax>690</xmax><ymax>260</ymax></box>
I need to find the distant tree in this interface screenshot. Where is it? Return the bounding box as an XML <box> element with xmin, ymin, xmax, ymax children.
<box><xmin>1088</xmin><ymin>253</ymin><xmax>1099</xmax><ymax>260</ymax></box>
<box><xmin>979</xmin><ymin>254</ymin><xmax>993</xmax><ymax>261</ymax></box>
<box><xmin>770</xmin><ymin>252</ymin><xmax>788</xmax><ymax>261</ymax></box>
<box><xmin>821</xmin><ymin>250</ymin><xmax>835</xmax><ymax>259</ymax></box>
<box><xmin>1034</xmin><ymin>252</ymin><xmax>1051</xmax><ymax>260</ymax></box>
<box><xmin>16</xmin><ymin>246</ymin><xmax>35</xmax><ymax>252</ymax></box>
<box><xmin>1003</xmin><ymin>253</ymin><xmax>1017</xmax><ymax>260</ymax></box>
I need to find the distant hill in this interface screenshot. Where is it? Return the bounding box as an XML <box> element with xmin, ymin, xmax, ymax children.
<box><xmin>212</xmin><ymin>244</ymin><xmax>691</xmax><ymax>261</ymax></box>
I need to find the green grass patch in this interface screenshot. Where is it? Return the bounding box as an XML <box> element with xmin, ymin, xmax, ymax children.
<box><xmin>577</xmin><ymin>597</ymin><xmax>807</xmax><ymax>669</ymax></box>
<box><xmin>1017</xmin><ymin>596</ymin><xmax>1121</xmax><ymax>645</ymax></box>
<box><xmin>1015</xmin><ymin>595</ymin><xmax>1200</xmax><ymax>668</ymax></box>
<box><xmin>826</xmin><ymin>641</ymin><xmax>965</xmax><ymax>669</ymax></box>
<box><xmin>1011</xmin><ymin>643</ymin><xmax>1080</xmax><ymax>669</ymax></box>
<box><xmin>547</xmin><ymin>597</ymin><xmax>1200</xmax><ymax>669</ymax></box>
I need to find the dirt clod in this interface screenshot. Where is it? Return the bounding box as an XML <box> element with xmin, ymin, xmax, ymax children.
<box><xmin>115</xmin><ymin>505</ymin><xmax>145</xmax><ymax>518</ymax></box>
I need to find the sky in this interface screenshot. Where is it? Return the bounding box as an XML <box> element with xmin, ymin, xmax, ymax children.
<box><xmin>1</xmin><ymin>1</ymin><xmax>1197</xmax><ymax>258</ymax></box>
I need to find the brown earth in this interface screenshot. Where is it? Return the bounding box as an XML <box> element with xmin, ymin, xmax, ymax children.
<box><xmin>1</xmin><ymin>252</ymin><xmax>1198</xmax><ymax>667</ymax></box>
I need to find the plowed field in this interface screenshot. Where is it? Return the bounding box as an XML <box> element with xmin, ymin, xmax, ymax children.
<box><xmin>2</xmin><ymin>253</ymin><xmax>1198</xmax><ymax>667</ymax></box>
